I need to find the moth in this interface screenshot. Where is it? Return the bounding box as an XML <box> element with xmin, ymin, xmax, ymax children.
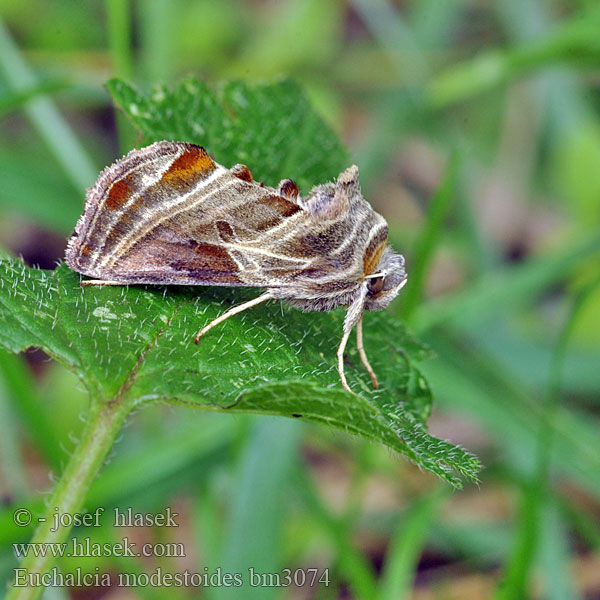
<box><xmin>65</xmin><ymin>141</ymin><xmax>407</xmax><ymax>394</ymax></box>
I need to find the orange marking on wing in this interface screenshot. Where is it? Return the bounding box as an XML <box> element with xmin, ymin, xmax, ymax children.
<box><xmin>161</xmin><ymin>146</ymin><xmax>215</xmax><ymax>186</ymax></box>
<box><xmin>363</xmin><ymin>241</ymin><xmax>386</xmax><ymax>276</ymax></box>
<box><xmin>106</xmin><ymin>179</ymin><xmax>132</xmax><ymax>210</ymax></box>
<box><xmin>278</xmin><ymin>179</ymin><xmax>299</xmax><ymax>200</ymax></box>
<box><xmin>231</xmin><ymin>164</ymin><xmax>253</xmax><ymax>182</ymax></box>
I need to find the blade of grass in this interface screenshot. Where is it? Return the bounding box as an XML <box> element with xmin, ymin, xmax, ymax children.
<box><xmin>0</xmin><ymin>18</ymin><xmax>97</xmax><ymax>193</ymax></box>
<box><xmin>493</xmin><ymin>478</ymin><xmax>542</xmax><ymax>600</ymax></box>
<box><xmin>0</xmin><ymin>350</ymin><xmax>63</xmax><ymax>471</ymax></box>
<box><xmin>493</xmin><ymin>274</ymin><xmax>600</xmax><ymax>599</ymax></box>
<box><xmin>350</xmin><ymin>0</ymin><xmax>429</xmax><ymax>81</ymax></box>
<box><xmin>137</xmin><ymin>0</ymin><xmax>174</xmax><ymax>84</ymax></box>
<box><xmin>88</xmin><ymin>414</ymin><xmax>236</xmax><ymax>508</ymax></box>
<box><xmin>0</xmin><ymin>414</ymin><xmax>235</xmax><ymax>547</ymax></box>
<box><xmin>464</xmin><ymin>319</ymin><xmax>600</xmax><ymax>396</ymax></box>
<box><xmin>402</xmin><ymin>154</ymin><xmax>458</xmax><ymax>321</ymax></box>
<box><xmin>209</xmin><ymin>418</ymin><xmax>302</xmax><ymax>600</ymax></box>
<box><xmin>537</xmin><ymin>500</ymin><xmax>581</xmax><ymax>600</ymax></box>
<box><xmin>421</xmin><ymin>333</ymin><xmax>600</xmax><ymax>498</ymax></box>
<box><xmin>105</xmin><ymin>0</ymin><xmax>137</xmax><ymax>153</ymax></box>
<box><xmin>106</xmin><ymin>0</ymin><xmax>134</xmax><ymax>80</ymax></box>
<box><xmin>411</xmin><ymin>231</ymin><xmax>600</xmax><ymax>332</ymax></box>
<box><xmin>294</xmin><ymin>458</ymin><xmax>379</xmax><ymax>599</ymax></box>
<box><xmin>0</xmin><ymin>80</ymin><xmax>70</xmax><ymax>116</ymax></box>
<box><xmin>429</xmin><ymin>520</ymin><xmax>512</xmax><ymax>566</ymax></box>
<box><xmin>555</xmin><ymin>493</ymin><xmax>600</xmax><ymax>554</ymax></box>
<box><xmin>453</xmin><ymin>166</ymin><xmax>498</xmax><ymax>273</ymax></box>
<box><xmin>428</xmin><ymin>5</ymin><xmax>600</xmax><ymax>109</ymax></box>
<box><xmin>494</xmin><ymin>0</ymin><xmax>552</xmax><ymax>41</ymax></box>
<box><xmin>350</xmin><ymin>0</ymin><xmax>428</xmax><ymax>191</ymax></box>
<box><xmin>0</xmin><ymin>144</ymin><xmax>82</xmax><ymax>233</ymax></box>
<box><xmin>193</xmin><ymin>481</ymin><xmax>224</xmax><ymax>580</ymax></box>
<box><xmin>376</xmin><ymin>488</ymin><xmax>446</xmax><ymax>600</ymax></box>
<box><xmin>0</xmin><ymin>364</ymin><xmax>29</xmax><ymax>500</ymax></box>
<box><xmin>341</xmin><ymin>443</ymin><xmax>379</xmax><ymax>531</ymax></box>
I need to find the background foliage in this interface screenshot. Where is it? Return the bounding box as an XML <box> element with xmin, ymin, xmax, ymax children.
<box><xmin>0</xmin><ymin>1</ymin><xmax>599</xmax><ymax>599</ymax></box>
<box><xmin>0</xmin><ymin>77</ymin><xmax>479</xmax><ymax>486</ymax></box>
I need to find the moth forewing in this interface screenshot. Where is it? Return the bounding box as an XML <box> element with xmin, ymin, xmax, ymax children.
<box><xmin>65</xmin><ymin>141</ymin><xmax>407</xmax><ymax>394</ymax></box>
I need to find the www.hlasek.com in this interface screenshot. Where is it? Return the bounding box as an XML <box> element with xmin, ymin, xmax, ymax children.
<box><xmin>14</xmin><ymin>536</ymin><xmax>185</xmax><ymax>559</ymax></box>
<box><xmin>13</xmin><ymin>567</ymin><xmax>331</xmax><ymax>588</ymax></box>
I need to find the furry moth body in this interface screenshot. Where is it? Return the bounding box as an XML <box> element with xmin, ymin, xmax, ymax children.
<box><xmin>65</xmin><ymin>141</ymin><xmax>407</xmax><ymax>393</ymax></box>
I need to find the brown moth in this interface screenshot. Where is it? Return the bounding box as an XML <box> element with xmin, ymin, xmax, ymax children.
<box><xmin>65</xmin><ymin>141</ymin><xmax>407</xmax><ymax>393</ymax></box>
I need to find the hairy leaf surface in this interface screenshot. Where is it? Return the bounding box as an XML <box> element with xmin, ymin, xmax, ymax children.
<box><xmin>0</xmin><ymin>78</ymin><xmax>480</xmax><ymax>486</ymax></box>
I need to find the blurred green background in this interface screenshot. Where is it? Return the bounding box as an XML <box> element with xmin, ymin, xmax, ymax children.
<box><xmin>1</xmin><ymin>0</ymin><xmax>599</xmax><ymax>598</ymax></box>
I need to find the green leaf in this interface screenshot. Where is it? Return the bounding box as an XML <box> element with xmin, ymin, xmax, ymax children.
<box><xmin>0</xmin><ymin>77</ymin><xmax>480</xmax><ymax>487</ymax></box>
<box><xmin>106</xmin><ymin>76</ymin><xmax>348</xmax><ymax>192</ymax></box>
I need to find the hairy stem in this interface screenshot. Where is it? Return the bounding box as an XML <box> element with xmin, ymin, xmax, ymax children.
<box><xmin>7</xmin><ymin>397</ymin><xmax>132</xmax><ymax>600</ymax></box>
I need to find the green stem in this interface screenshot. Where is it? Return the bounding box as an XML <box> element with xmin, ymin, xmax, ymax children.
<box><xmin>105</xmin><ymin>0</ymin><xmax>137</xmax><ymax>153</ymax></box>
<box><xmin>7</xmin><ymin>397</ymin><xmax>133</xmax><ymax>600</ymax></box>
<box><xmin>137</xmin><ymin>0</ymin><xmax>173</xmax><ymax>84</ymax></box>
<box><xmin>106</xmin><ymin>0</ymin><xmax>134</xmax><ymax>81</ymax></box>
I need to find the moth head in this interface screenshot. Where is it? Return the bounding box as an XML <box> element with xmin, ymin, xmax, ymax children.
<box><xmin>364</xmin><ymin>251</ymin><xmax>407</xmax><ymax>311</ymax></box>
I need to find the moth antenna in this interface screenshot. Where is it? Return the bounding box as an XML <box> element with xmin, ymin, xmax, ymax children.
<box><xmin>194</xmin><ymin>292</ymin><xmax>273</xmax><ymax>344</ymax></box>
<box><xmin>230</xmin><ymin>164</ymin><xmax>253</xmax><ymax>182</ymax></box>
<box><xmin>356</xmin><ymin>316</ymin><xmax>378</xmax><ymax>389</ymax></box>
<box><xmin>362</xmin><ymin>272</ymin><xmax>384</xmax><ymax>281</ymax></box>
<box><xmin>277</xmin><ymin>179</ymin><xmax>299</xmax><ymax>201</ymax></box>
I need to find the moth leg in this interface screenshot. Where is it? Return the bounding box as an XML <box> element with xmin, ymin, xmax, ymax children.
<box><xmin>337</xmin><ymin>285</ymin><xmax>369</xmax><ymax>395</ymax></box>
<box><xmin>194</xmin><ymin>292</ymin><xmax>274</xmax><ymax>344</ymax></box>
<box><xmin>356</xmin><ymin>316</ymin><xmax>379</xmax><ymax>389</ymax></box>
<box><xmin>80</xmin><ymin>280</ymin><xmax>126</xmax><ymax>286</ymax></box>
<box><xmin>336</xmin><ymin>327</ymin><xmax>354</xmax><ymax>395</ymax></box>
